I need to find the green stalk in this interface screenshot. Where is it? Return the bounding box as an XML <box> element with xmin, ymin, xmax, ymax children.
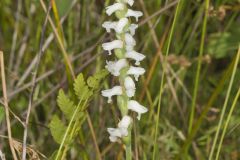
<box><xmin>125</xmin><ymin>129</ymin><xmax>132</xmax><ymax>160</ymax></box>
<box><xmin>209</xmin><ymin>46</ymin><xmax>240</xmax><ymax>160</ymax></box>
<box><xmin>188</xmin><ymin>0</ymin><xmax>209</xmax><ymax>134</ymax></box>
<box><xmin>55</xmin><ymin>99</ymin><xmax>87</xmax><ymax>160</ymax></box>
<box><xmin>152</xmin><ymin>0</ymin><xmax>182</xmax><ymax>159</ymax></box>
<box><xmin>215</xmin><ymin>87</ymin><xmax>240</xmax><ymax>159</ymax></box>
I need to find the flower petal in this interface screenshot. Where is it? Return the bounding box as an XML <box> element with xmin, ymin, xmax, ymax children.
<box><xmin>128</xmin><ymin>100</ymin><xmax>148</xmax><ymax>120</ymax></box>
<box><xmin>106</xmin><ymin>3</ymin><xmax>125</xmax><ymax>16</ymax></box>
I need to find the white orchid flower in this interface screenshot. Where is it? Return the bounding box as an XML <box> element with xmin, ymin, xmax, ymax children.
<box><xmin>102</xmin><ymin>40</ymin><xmax>123</xmax><ymax>55</ymax></box>
<box><xmin>126</xmin><ymin>9</ymin><xmax>143</xmax><ymax>21</ymax></box>
<box><xmin>101</xmin><ymin>86</ymin><xmax>123</xmax><ymax>103</ymax></box>
<box><xmin>126</xmin><ymin>50</ymin><xmax>145</xmax><ymax>65</ymax></box>
<box><xmin>116</xmin><ymin>18</ymin><xmax>129</xmax><ymax>33</ymax></box>
<box><xmin>124</xmin><ymin>76</ymin><xmax>136</xmax><ymax>97</ymax></box>
<box><xmin>128</xmin><ymin>100</ymin><xmax>148</xmax><ymax>120</ymax></box>
<box><xmin>122</xmin><ymin>0</ymin><xmax>134</xmax><ymax>6</ymax></box>
<box><xmin>127</xmin><ymin>66</ymin><xmax>145</xmax><ymax>81</ymax></box>
<box><xmin>107</xmin><ymin>116</ymin><xmax>131</xmax><ymax>142</ymax></box>
<box><xmin>125</xmin><ymin>33</ymin><xmax>136</xmax><ymax>46</ymax></box>
<box><xmin>106</xmin><ymin>3</ymin><xmax>125</xmax><ymax>16</ymax></box>
<box><xmin>129</xmin><ymin>24</ymin><xmax>138</xmax><ymax>35</ymax></box>
<box><xmin>118</xmin><ymin>115</ymin><xmax>132</xmax><ymax>128</ymax></box>
<box><xmin>105</xmin><ymin>59</ymin><xmax>128</xmax><ymax>76</ymax></box>
<box><xmin>102</xmin><ymin>21</ymin><xmax>117</xmax><ymax>32</ymax></box>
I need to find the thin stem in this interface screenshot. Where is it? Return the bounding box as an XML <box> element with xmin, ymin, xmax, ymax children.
<box><xmin>22</xmin><ymin>4</ymin><xmax>51</xmax><ymax>160</ymax></box>
<box><xmin>0</xmin><ymin>52</ymin><xmax>18</xmax><ymax>160</ymax></box>
<box><xmin>209</xmin><ymin>46</ymin><xmax>240</xmax><ymax>160</ymax></box>
<box><xmin>215</xmin><ymin>87</ymin><xmax>240</xmax><ymax>159</ymax></box>
<box><xmin>152</xmin><ymin>0</ymin><xmax>182</xmax><ymax>159</ymax></box>
<box><xmin>125</xmin><ymin>129</ymin><xmax>132</xmax><ymax>160</ymax></box>
<box><xmin>55</xmin><ymin>99</ymin><xmax>84</xmax><ymax>160</ymax></box>
<box><xmin>188</xmin><ymin>0</ymin><xmax>209</xmax><ymax>134</ymax></box>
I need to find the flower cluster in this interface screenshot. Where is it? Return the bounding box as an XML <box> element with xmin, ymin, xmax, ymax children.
<box><xmin>101</xmin><ymin>0</ymin><xmax>148</xmax><ymax>142</ymax></box>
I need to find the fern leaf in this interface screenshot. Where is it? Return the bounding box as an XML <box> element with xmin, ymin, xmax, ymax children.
<box><xmin>87</xmin><ymin>69</ymin><xmax>109</xmax><ymax>90</ymax></box>
<box><xmin>57</xmin><ymin>89</ymin><xmax>76</xmax><ymax>120</ymax></box>
<box><xmin>49</xmin><ymin>115</ymin><xmax>70</xmax><ymax>144</ymax></box>
<box><xmin>74</xmin><ymin>73</ymin><xmax>92</xmax><ymax>100</ymax></box>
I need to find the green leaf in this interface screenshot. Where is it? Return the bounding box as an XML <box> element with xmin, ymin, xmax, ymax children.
<box><xmin>0</xmin><ymin>106</ymin><xmax>5</xmax><ymax>123</ymax></box>
<box><xmin>87</xmin><ymin>76</ymin><xmax>99</xmax><ymax>89</ymax></box>
<box><xmin>87</xmin><ymin>69</ymin><xmax>109</xmax><ymax>90</ymax></box>
<box><xmin>57</xmin><ymin>89</ymin><xmax>76</xmax><ymax>120</ymax></box>
<box><xmin>49</xmin><ymin>115</ymin><xmax>69</xmax><ymax>144</ymax></box>
<box><xmin>74</xmin><ymin>73</ymin><xmax>92</xmax><ymax>100</ymax></box>
<box><xmin>94</xmin><ymin>69</ymin><xmax>109</xmax><ymax>80</ymax></box>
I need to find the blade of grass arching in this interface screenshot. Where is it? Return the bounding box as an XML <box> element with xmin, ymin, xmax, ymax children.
<box><xmin>40</xmin><ymin>0</ymin><xmax>75</xmax><ymax>81</ymax></box>
<box><xmin>152</xmin><ymin>0</ymin><xmax>183</xmax><ymax>159</ymax></box>
<box><xmin>176</xmin><ymin>53</ymin><xmax>237</xmax><ymax>160</ymax></box>
<box><xmin>215</xmin><ymin>86</ymin><xmax>240</xmax><ymax>159</ymax></box>
<box><xmin>188</xmin><ymin>0</ymin><xmax>210</xmax><ymax>134</ymax></box>
<box><xmin>209</xmin><ymin>46</ymin><xmax>240</xmax><ymax>160</ymax></box>
<box><xmin>51</xmin><ymin>0</ymin><xmax>64</xmax><ymax>42</ymax></box>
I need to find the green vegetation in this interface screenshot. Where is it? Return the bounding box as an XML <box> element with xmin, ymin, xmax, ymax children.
<box><xmin>0</xmin><ymin>0</ymin><xmax>239</xmax><ymax>159</ymax></box>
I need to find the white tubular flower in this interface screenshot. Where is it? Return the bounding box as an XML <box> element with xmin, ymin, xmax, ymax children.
<box><xmin>102</xmin><ymin>21</ymin><xmax>117</xmax><ymax>32</ymax></box>
<box><xmin>127</xmin><ymin>66</ymin><xmax>145</xmax><ymax>81</ymax></box>
<box><xmin>116</xmin><ymin>18</ymin><xmax>129</xmax><ymax>33</ymax></box>
<box><xmin>105</xmin><ymin>59</ymin><xmax>128</xmax><ymax>76</ymax></box>
<box><xmin>108</xmin><ymin>116</ymin><xmax>131</xmax><ymax>142</ymax></box>
<box><xmin>128</xmin><ymin>100</ymin><xmax>148</xmax><ymax>120</ymax></box>
<box><xmin>126</xmin><ymin>9</ymin><xmax>143</xmax><ymax>21</ymax></box>
<box><xmin>126</xmin><ymin>51</ymin><xmax>145</xmax><ymax>65</ymax></box>
<box><xmin>109</xmin><ymin>135</ymin><xmax>118</xmax><ymax>142</ymax></box>
<box><xmin>102</xmin><ymin>40</ymin><xmax>123</xmax><ymax>55</ymax></box>
<box><xmin>101</xmin><ymin>86</ymin><xmax>123</xmax><ymax>103</ymax></box>
<box><xmin>122</xmin><ymin>0</ymin><xmax>134</xmax><ymax>6</ymax></box>
<box><xmin>129</xmin><ymin>24</ymin><xmax>138</xmax><ymax>35</ymax></box>
<box><xmin>106</xmin><ymin>3</ymin><xmax>125</xmax><ymax>16</ymax></box>
<box><xmin>118</xmin><ymin>115</ymin><xmax>132</xmax><ymax>128</ymax></box>
<box><xmin>125</xmin><ymin>33</ymin><xmax>136</xmax><ymax>46</ymax></box>
<box><xmin>124</xmin><ymin>76</ymin><xmax>136</xmax><ymax>97</ymax></box>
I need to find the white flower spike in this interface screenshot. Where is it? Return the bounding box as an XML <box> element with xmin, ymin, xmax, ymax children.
<box><xmin>126</xmin><ymin>50</ymin><xmax>145</xmax><ymax>65</ymax></box>
<box><xmin>124</xmin><ymin>76</ymin><xmax>136</xmax><ymax>97</ymax></box>
<box><xmin>101</xmin><ymin>86</ymin><xmax>123</xmax><ymax>103</ymax></box>
<box><xmin>102</xmin><ymin>40</ymin><xmax>123</xmax><ymax>55</ymax></box>
<box><xmin>105</xmin><ymin>59</ymin><xmax>128</xmax><ymax>76</ymax></box>
<box><xmin>126</xmin><ymin>9</ymin><xmax>143</xmax><ymax>21</ymax></box>
<box><xmin>127</xmin><ymin>66</ymin><xmax>146</xmax><ymax>81</ymax></box>
<box><xmin>128</xmin><ymin>100</ymin><xmax>148</xmax><ymax>120</ymax></box>
<box><xmin>106</xmin><ymin>3</ymin><xmax>125</xmax><ymax>16</ymax></box>
<box><xmin>102</xmin><ymin>0</ymin><xmax>147</xmax><ymax>143</ymax></box>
